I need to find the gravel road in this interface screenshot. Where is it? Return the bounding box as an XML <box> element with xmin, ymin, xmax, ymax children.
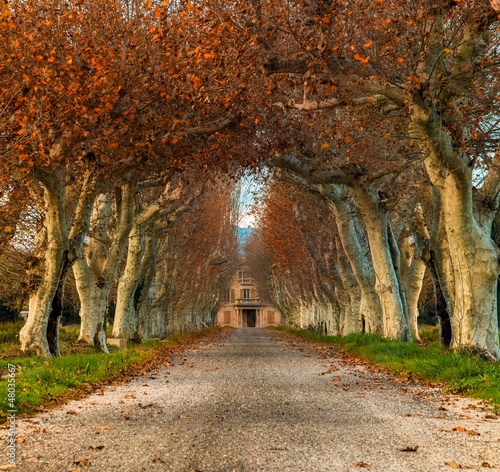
<box><xmin>3</xmin><ymin>328</ymin><xmax>500</xmax><ymax>471</ymax></box>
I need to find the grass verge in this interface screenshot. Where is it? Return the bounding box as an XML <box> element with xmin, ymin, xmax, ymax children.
<box><xmin>272</xmin><ymin>326</ymin><xmax>500</xmax><ymax>410</ymax></box>
<box><xmin>0</xmin><ymin>325</ymin><xmax>228</xmax><ymax>423</ymax></box>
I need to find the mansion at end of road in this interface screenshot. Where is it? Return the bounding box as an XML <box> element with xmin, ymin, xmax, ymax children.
<box><xmin>215</xmin><ymin>269</ymin><xmax>283</xmax><ymax>328</ymax></box>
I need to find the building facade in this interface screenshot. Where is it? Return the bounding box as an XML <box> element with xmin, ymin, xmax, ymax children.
<box><xmin>215</xmin><ymin>269</ymin><xmax>283</xmax><ymax>328</ymax></box>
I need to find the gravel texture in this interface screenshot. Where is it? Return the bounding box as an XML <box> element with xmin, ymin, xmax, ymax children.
<box><xmin>3</xmin><ymin>327</ymin><xmax>500</xmax><ymax>471</ymax></box>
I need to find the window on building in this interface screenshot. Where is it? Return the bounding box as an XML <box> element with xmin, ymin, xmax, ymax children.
<box><xmin>243</xmin><ymin>289</ymin><xmax>251</xmax><ymax>299</ymax></box>
<box><xmin>268</xmin><ymin>311</ymin><xmax>275</xmax><ymax>324</ymax></box>
<box><xmin>223</xmin><ymin>289</ymin><xmax>231</xmax><ymax>302</ymax></box>
<box><xmin>238</xmin><ymin>271</ymin><xmax>251</xmax><ymax>283</ymax></box>
<box><xmin>224</xmin><ymin>311</ymin><xmax>231</xmax><ymax>324</ymax></box>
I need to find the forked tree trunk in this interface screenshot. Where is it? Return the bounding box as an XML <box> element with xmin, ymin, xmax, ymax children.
<box><xmin>74</xmin><ymin>183</ymin><xmax>135</xmax><ymax>351</ymax></box>
<box><xmin>46</xmin><ymin>169</ymin><xmax>98</xmax><ymax>356</ymax></box>
<box><xmin>353</xmin><ymin>184</ymin><xmax>411</xmax><ymax>341</ymax></box>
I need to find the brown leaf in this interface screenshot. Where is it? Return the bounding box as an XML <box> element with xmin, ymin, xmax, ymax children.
<box><xmin>399</xmin><ymin>445</ymin><xmax>419</xmax><ymax>452</ymax></box>
<box><xmin>451</xmin><ymin>426</ymin><xmax>480</xmax><ymax>436</ymax></box>
<box><xmin>482</xmin><ymin>462</ymin><xmax>492</xmax><ymax>468</ymax></box>
<box><xmin>139</xmin><ymin>403</ymin><xmax>154</xmax><ymax>409</ymax></box>
<box><xmin>444</xmin><ymin>462</ymin><xmax>471</xmax><ymax>469</ymax></box>
<box><xmin>353</xmin><ymin>462</ymin><xmax>371</xmax><ymax>468</ymax></box>
<box><xmin>88</xmin><ymin>445</ymin><xmax>105</xmax><ymax>450</ymax></box>
<box><xmin>16</xmin><ymin>437</ymin><xmax>26</xmax><ymax>444</ymax></box>
<box><xmin>73</xmin><ymin>458</ymin><xmax>90</xmax><ymax>466</ymax></box>
<box><xmin>151</xmin><ymin>455</ymin><xmax>165</xmax><ymax>464</ymax></box>
<box><xmin>66</xmin><ymin>410</ymin><xmax>77</xmax><ymax>415</ymax></box>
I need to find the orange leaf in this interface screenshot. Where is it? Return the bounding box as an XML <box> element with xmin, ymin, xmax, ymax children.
<box><xmin>107</xmin><ymin>143</ymin><xmax>119</xmax><ymax>149</ymax></box>
<box><xmin>191</xmin><ymin>76</ymin><xmax>202</xmax><ymax>87</ymax></box>
<box><xmin>354</xmin><ymin>54</ymin><xmax>370</xmax><ymax>64</ymax></box>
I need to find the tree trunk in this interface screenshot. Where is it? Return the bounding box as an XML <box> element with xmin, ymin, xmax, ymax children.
<box><xmin>399</xmin><ymin>232</ymin><xmax>425</xmax><ymax>342</ymax></box>
<box><xmin>112</xmin><ymin>224</ymin><xmax>144</xmax><ymax>339</ymax></box>
<box><xmin>325</xmin><ymin>188</ymin><xmax>383</xmax><ymax>334</ymax></box>
<box><xmin>352</xmin><ymin>183</ymin><xmax>411</xmax><ymax>341</ymax></box>
<box><xmin>441</xmin><ymin>170</ymin><xmax>500</xmax><ymax>360</ymax></box>
<box><xmin>46</xmin><ymin>251</ymin><xmax>71</xmax><ymax>356</ymax></box>
<box><xmin>74</xmin><ymin>256</ymin><xmax>110</xmax><ymax>353</ymax></box>
<box><xmin>425</xmin><ymin>250</ymin><xmax>452</xmax><ymax>346</ymax></box>
<box><xmin>333</xmin><ymin>237</ymin><xmax>360</xmax><ymax>335</ymax></box>
<box><xmin>20</xmin><ymin>166</ymin><xmax>68</xmax><ymax>357</ymax></box>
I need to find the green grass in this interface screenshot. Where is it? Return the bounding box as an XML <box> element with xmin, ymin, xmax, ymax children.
<box><xmin>0</xmin><ymin>324</ymin><xmax>225</xmax><ymax>422</ymax></box>
<box><xmin>272</xmin><ymin>326</ymin><xmax>500</xmax><ymax>409</ymax></box>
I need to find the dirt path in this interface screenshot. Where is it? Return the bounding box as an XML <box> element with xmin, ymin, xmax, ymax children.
<box><xmin>4</xmin><ymin>328</ymin><xmax>500</xmax><ymax>471</ymax></box>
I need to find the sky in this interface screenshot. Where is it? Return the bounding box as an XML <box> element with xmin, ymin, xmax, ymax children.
<box><xmin>236</xmin><ymin>172</ymin><xmax>264</xmax><ymax>228</ymax></box>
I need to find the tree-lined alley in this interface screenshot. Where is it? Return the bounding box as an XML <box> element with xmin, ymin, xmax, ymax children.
<box><xmin>1</xmin><ymin>1</ymin><xmax>500</xmax><ymax>359</ymax></box>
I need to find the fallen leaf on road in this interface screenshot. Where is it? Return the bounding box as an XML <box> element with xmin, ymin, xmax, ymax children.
<box><xmin>96</xmin><ymin>426</ymin><xmax>113</xmax><ymax>430</ymax></box>
<box><xmin>353</xmin><ymin>461</ymin><xmax>371</xmax><ymax>468</ymax></box>
<box><xmin>331</xmin><ymin>376</ymin><xmax>342</xmax><ymax>381</ymax></box>
<box><xmin>0</xmin><ymin>465</ymin><xmax>17</xmax><ymax>470</ymax></box>
<box><xmin>444</xmin><ymin>461</ymin><xmax>471</xmax><ymax>469</ymax></box>
<box><xmin>73</xmin><ymin>458</ymin><xmax>90</xmax><ymax>466</ymax></box>
<box><xmin>400</xmin><ymin>446</ymin><xmax>419</xmax><ymax>452</ymax></box>
<box><xmin>482</xmin><ymin>462</ymin><xmax>492</xmax><ymax>468</ymax></box>
<box><xmin>66</xmin><ymin>410</ymin><xmax>77</xmax><ymax>415</ymax></box>
<box><xmin>451</xmin><ymin>426</ymin><xmax>480</xmax><ymax>436</ymax></box>
<box><xmin>269</xmin><ymin>446</ymin><xmax>288</xmax><ymax>451</ymax></box>
<box><xmin>151</xmin><ymin>455</ymin><xmax>165</xmax><ymax>464</ymax></box>
<box><xmin>206</xmin><ymin>367</ymin><xmax>219</xmax><ymax>372</ymax></box>
<box><xmin>16</xmin><ymin>438</ymin><xmax>25</xmax><ymax>444</ymax></box>
<box><xmin>88</xmin><ymin>445</ymin><xmax>105</xmax><ymax>450</ymax></box>
<box><xmin>124</xmin><ymin>394</ymin><xmax>136</xmax><ymax>399</ymax></box>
